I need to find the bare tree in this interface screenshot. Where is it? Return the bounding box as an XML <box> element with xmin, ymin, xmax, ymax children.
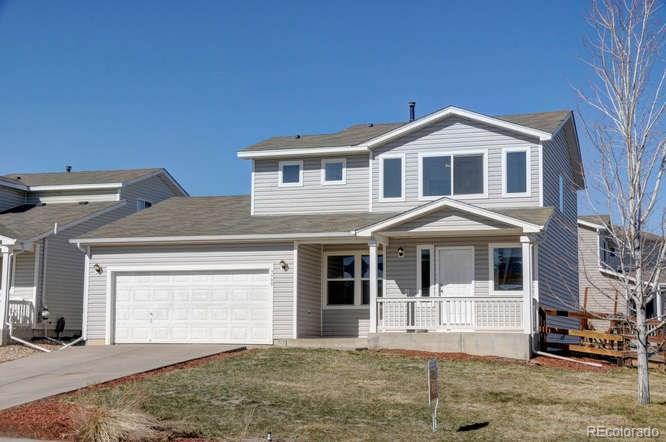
<box><xmin>576</xmin><ymin>0</ymin><xmax>665</xmax><ymax>405</ymax></box>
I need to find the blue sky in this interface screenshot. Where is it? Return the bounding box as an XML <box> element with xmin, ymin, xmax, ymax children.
<box><xmin>0</xmin><ymin>0</ymin><xmax>658</xmax><ymax>218</ymax></box>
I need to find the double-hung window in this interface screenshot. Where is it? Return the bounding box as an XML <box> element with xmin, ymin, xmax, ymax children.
<box><xmin>326</xmin><ymin>253</ymin><xmax>383</xmax><ymax>307</ymax></box>
<box><xmin>279</xmin><ymin>160</ymin><xmax>303</xmax><ymax>186</ymax></box>
<box><xmin>502</xmin><ymin>147</ymin><xmax>530</xmax><ymax>196</ymax></box>
<box><xmin>419</xmin><ymin>151</ymin><xmax>486</xmax><ymax>199</ymax></box>
<box><xmin>136</xmin><ymin>199</ymin><xmax>153</xmax><ymax>211</ymax></box>
<box><xmin>380</xmin><ymin>154</ymin><xmax>404</xmax><ymax>200</ymax></box>
<box><xmin>489</xmin><ymin>244</ymin><xmax>523</xmax><ymax>294</ymax></box>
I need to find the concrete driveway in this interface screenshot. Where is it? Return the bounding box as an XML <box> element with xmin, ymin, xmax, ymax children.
<box><xmin>0</xmin><ymin>344</ymin><xmax>243</xmax><ymax>410</ymax></box>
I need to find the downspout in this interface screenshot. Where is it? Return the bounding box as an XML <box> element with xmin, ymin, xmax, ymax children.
<box><xmin>40</xmin><ymin>237</ymin><xmax>48</xmax><ymax>323</ymax></box>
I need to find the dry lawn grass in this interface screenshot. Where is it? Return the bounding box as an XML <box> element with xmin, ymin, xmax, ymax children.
<box><xmin>71</xmin><ymin>348</ymin><xmax>666</xmax><ymax>441</ymax></box>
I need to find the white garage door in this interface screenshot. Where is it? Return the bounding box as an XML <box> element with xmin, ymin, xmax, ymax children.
<box><xmin>114</xmin><ymin>269</ymin><xmax>272</xmax><ymax>344</ymax></box>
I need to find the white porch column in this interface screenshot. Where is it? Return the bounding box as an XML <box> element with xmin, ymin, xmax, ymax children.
<box><xmin>657</xmin><ymin>287</ymin><xmax>664</xmax><ymax>321</ymax></box>
<box><xmin>0</xmin><ymin>246</ymin><xmax>14</xmax><ymax>345</ymax></box>
<box><xmin>520</xmin><ymin>236</ymin><xmax>533</xmax><ymax>334</ymax></box>
<box><xmin>368</xmin><ymin>239</ymin><xmax>378</xmax><ymax>334</ymax></box>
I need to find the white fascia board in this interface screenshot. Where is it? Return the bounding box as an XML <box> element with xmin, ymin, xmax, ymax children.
<box><xmin>355</xmin><ymin>197</ymin><xmax>544</xmax><ymax>236</ymax></box>
<box><xmin>70</xmin><ymin>231</ymin><xmax>357</xmax><ymax>245</ymax></box>
<box><xmin>28</xmin><ymin>183</ymin><xmax>123</xmax><ymax>191</ymax></box>
<box><xmin>237</xmin><ymin>145</ymin><xmax>368</xmax><ymax>159</ymax></box>
<box><xmin>577</xmin><ymin>219</ymin><xmax>606</xmax><ymax>231</ymax></box>
<box><xmin>27</xmin><ymin>201</ymin><xmax>128</xmax><ymax>242</ymax></box>
<box><xmin>0</xmin><ymin>235</ymin><xmax>17</xmax><ymax>245</ymax></box>
<box><xmin>359</xmin><ymin>106</ymin><xmax>552</xmax><ymax>151</ymax></box>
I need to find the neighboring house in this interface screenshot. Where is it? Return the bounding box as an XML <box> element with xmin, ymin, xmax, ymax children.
<box><xmin>0</xmin><ymin>168</ymin><xmax>188</xmax><ymax>342</ymax></box>
<box><xmin>578</xmin><ymin>215</ymin><xmax>665</xmax><ymax>326</ymax></box>
<box><xmin>72</xmin><ymin>105</ymin><xmax>584</xmax><ymax>360</ymax></box>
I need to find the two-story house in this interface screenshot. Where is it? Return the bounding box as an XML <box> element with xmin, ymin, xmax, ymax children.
<box><xmin>0</xmin><ymin>168</ymin><xmax>187</xmax><ymax>343</ymax></box>
<box><xmin>72</xmin><ymin>105</ymin><xmax>584</xmax><ymax>360</ymax></box>
<box><xmin>578</xmin><ymin>215</ymin><xmax>665</xmax><ymax>327</ymax></box>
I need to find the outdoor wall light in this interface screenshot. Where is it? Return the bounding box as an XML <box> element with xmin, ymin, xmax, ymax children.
<box><xmin>93</xmin><ymin>263</ymin><xmax>103</xmax><ymax>274</ymax></box>
<box><xmin>397</xmin><ymin>247</ymin><xmax>405</xmax><ymax>258</ymax></box>
<box><xmin>279</xmin><ymin>260</ymin><xmax>289</xmax><ymax>271</ymax></box>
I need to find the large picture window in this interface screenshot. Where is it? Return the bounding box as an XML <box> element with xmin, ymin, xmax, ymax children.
<box><xmin>326</xmin><ymin>253</ymin><xmax>383</xmax><ymax>307</ymax></box>
<box><xmin>420</xmin><ymin>152</ymin><xmax>486</xmax><ymax>199</ymax></box>
<box><xmin>490</xmin><ymin>246</ymin><xmax>523</xmax><ymax>293</ymax></box>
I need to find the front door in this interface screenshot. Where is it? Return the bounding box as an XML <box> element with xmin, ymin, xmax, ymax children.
<box><xmin>437</xmin><ymin>246</ymin><xmax>474</xmax><ymax>297</ymax></box>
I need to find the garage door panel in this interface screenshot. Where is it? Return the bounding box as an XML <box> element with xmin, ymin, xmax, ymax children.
<box><xmin>114</xmin><ymin>269</ymin><xmax>272</xmax><ymax>344</ymax></box>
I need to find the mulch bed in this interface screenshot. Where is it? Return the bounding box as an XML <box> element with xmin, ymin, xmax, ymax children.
<box><xmin>0</xmin><ymin>348</ymin><xmax>251</xmax><ymax>441</ymax></box>
<box><xmin>381</xmin><ymin>349</ymin><xmax>615</xmax><ymax>372</ymax></box>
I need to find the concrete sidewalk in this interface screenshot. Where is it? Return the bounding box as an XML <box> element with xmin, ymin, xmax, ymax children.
<box><xmin>0</xmin><ymin>344</ymin><xmax>243</xmax><ymax>410</ymax></box>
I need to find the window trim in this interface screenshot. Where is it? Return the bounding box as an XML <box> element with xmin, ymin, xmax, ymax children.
<box><xmin>417</xmin><ymin>150</ymin><xmax>488</xmax><ymax>201</ymax></box>
<box><xmin>416</xmin><ymin>244</ymin><xmax>435</xmax><ymax>297</ymax></box>
<box><xmin>323</xmin><ymin>251</ymin><xmax>383</xmax><ymax>309</ymax></box>
<box><xmin>378</xmin><ymin>153</ymin><xmax>405</xmax><ymax>202</ymax></box>
<box><xmin>501</xmin><ymin>147</ymin><xmax>531</xmax><ymax>197</ymax></box>
<box><xmin>136</xmin><ymin>198</ymin><xmax>153</xmax><ymax>211</ymax></box>
<box><xmin>321</xmin><ymin>158</ymin><xmax>347</xmax><ymax>185</ymax></box>
<box><xmin>278</xmin><ymin>160</ymin><xmax>303</xmax><ymax>187</ymax></box>
<box><xmin>488</xmin><ymin>243</ymin><xmax>525</xmax><ymax>296</ymax></box>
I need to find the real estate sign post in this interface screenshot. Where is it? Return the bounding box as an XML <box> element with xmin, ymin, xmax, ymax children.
<box><xmin>427</xmin><ymin>359</ymin><xmax>439</xmax><ymax>431</ymax></box>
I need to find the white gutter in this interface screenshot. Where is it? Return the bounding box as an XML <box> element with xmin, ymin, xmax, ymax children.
<box><xmin>237</xmin><ymin>145</ymin><xmax>367</xmax><ymax>159</ymax></box>
<box><xmin>28</xmin><ymin>183</ymin><xmax>123</xmax><ymax>191</ymax></box>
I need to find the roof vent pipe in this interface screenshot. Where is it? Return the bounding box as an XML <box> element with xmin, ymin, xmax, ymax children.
<box><xmin>408</xmin><ymin>101</ymin><xmax>416</xmax><ymax>122</ymax></box>
<box><xmin>65</xmin><ymin>165</ymin><xmax>72</xmax><ymax>173</ymax></box>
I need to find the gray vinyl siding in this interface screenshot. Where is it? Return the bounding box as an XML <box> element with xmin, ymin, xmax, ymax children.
<box><xmin>0</xmin><ymin>187</ymin><xmax>26</xmax><ymax>212</ymax></box>
<box><xmin>578</xmin><ymin>226</ymin><xmax>626</xmax><ymax>315</ymax></box>
<box><xmin>371</xmin><ymin>117</ymin><xmax>541</xmax><ymax>212</ymax></box>
<box><xmin>38</xmin><ymin>175</ymin><xmax>181</xmax><ymax>332</ymax></box>
<box><xmin>11</xmin><ymin>252</ymin><xmax>35</xmax><ymax>301</ymax></box>
<box><xmin>391</xmin><ymin>207</ymin><xmax>511</xmax><ymax>232</ymax></box>
<box><xmin>383</xmin><ymin>236</ymin><xmax>521</xmax><ymax>298</ymax></box>
<box><xmin>296</xmin><ymin>244</ymin><xmax>322</xmax><ymax>337</ymax></box>
<box><xmin>538</xmin><ymin>129</ymin><xmax>579</xmax><ymax>329</ymax></box>
<box><xmin>85</xmin><ymin>243</ymin><xmax>294</xmax><ymax>341</ymax></box>
<box><xmin>253</xmin><ymin>155</ymin><xmax>369</xmax><ymax>215</ymax></box>
<box><xmin>322</xmin><ymin>309</ymin><xmax>369</xmax><ymax>337</ymax></box>
<box><xmin>28</xmin><ymin>189</ymin><xmax>120</xmax><ymax>204</ymax></box>
<box><xmin>41</xmin><ymin>204</ymin><xmax>133</xmax><ymax>331</ymax></box>
<box><xmin>120</xmin><ymin>174</ymin><xmax>180</xmax><ymax>209</ymax></box>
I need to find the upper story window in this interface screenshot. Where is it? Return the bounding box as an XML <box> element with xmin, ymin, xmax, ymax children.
<box><xmin>379</xmin><ymin>154</ymin><xmax>404</xmax><ymax>201</ymax></box>
<box><xmin>419</xmin><ymin>151</ymin><xmax>487</xmax><ymax>199</ymax></box>
<box><xmin>136</xmin><ymin>199</ymin><xmax>152</xmax><ymax>211</ymax></box>
<box><xmin>503</xmin><ymin>147</ymin><xmax>530</xmax><ymax>196</ymax></box>
<box><xmin>278</xmin><ymin>160</ymin><xmax>303</xmax><ymax>187</ymax></box>
<box><xmin>321</xmin><ymin>158</ymin><xmax>346</xmax><ymax>185</ymax></box>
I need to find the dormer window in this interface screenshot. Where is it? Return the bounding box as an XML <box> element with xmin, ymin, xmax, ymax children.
<box><xmin>321</xmin><ymin>158</ymin><xmax>346</xmax><ymax>185</ymax></box>
<box><xmin>418</xmin><ymin>151</ymin><xmax>487</xmax><ymax>199</ymax></box>
<box><xmin>278</xmin><ymin>160</ymin><xmax>303</xmax><ymax>187</ymax></box>
<box><xmin>502</xmin><ymin>147</ymin><xmax>530</xmax><ymax>196</ymax></box>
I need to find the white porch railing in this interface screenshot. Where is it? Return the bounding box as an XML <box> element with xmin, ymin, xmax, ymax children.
<box><xmin>8</xmin><ymin>300</ymin><xmax>34</xmax><ymax>327</ymax></box>
<box><xmin>377</xmin><ymin>296</ymin><xmax>524</xmax><ymax>331</ymax></box>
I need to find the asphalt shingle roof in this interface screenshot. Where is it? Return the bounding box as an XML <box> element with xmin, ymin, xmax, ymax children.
<box><xmin>78</xmin><ymin>195</ymin><xmax>554</xmax><ymax>241</ymax></box>
<box><xmin>0</xmin><ymin>201</ymin><xmax>122</xmax><ymax>241</ymax></box>
<box><xmin>3</xmin><ymin>168</ymin><xmax>162</xmax><ymax>187</ymax></box>
<box><xmin>240</xmin><ymin>110</ymin><xmax>571</xmax><ymax>152</ymax></box>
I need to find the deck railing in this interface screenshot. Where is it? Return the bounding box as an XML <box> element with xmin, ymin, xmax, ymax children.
<box><xmin>377</xmin><ymin>296</ymin><xmax>524</xmax><ymax>331</ymax></box>
<box><xmin>8</xmin><ymin>300</ymin><xmax>34</xmax><ymax>327</ymax></box>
